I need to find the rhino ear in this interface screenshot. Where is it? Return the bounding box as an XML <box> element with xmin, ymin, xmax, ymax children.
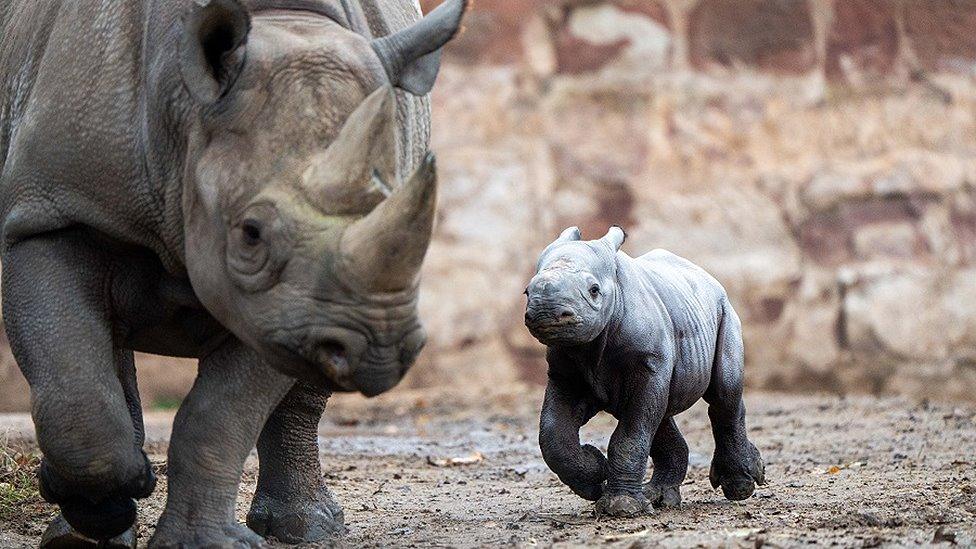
<box><xmin>600</xmin><ymin>226</ymin><xmax>626</xmax><ymax>252</ymax></box>
<box><xmin>180</xmin><ymin>0</ymin><xmax>251</xmax><ymax>104</ymax></box>
<box><xmin>371</xmin><ymin>0</ymin><xmax>469</xmax><ymax>95</ymax></box>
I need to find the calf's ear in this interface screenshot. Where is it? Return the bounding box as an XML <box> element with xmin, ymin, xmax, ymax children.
<box><xmin>180</xmin><ymin>0</ymin><xmax>251</xmax><ymax>104</ymax></box>
<box><xmin>555</xmin><ymin>226</ymin><xmax>582</xmax><ymax>244</ymax></box>
<box><xmin>371</xmin><ymin>0</ymin><xmax>469</xmax><ymax>95</ymax></box>
<box><xmin>601</xmin><ymin>226</ymin><xmax>626</xmax><ymax>251</ymax></box>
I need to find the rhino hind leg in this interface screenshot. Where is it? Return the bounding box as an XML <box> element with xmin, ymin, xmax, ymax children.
<box><xmin>2</xmin><ymin>233</ymin><xmax>155</xmax><ymax>541</ymax></box>
<box><xmin>248</xmin><ymin>382</ymin><xmax>346</xmax><ymax>544</ymax></box>
<box><xmin>643</xmin><ymin>417</ymin><xmax>688</xmax><ymax>508</ymax></box>
<box><xmin>703</xmin><ymin>303</ymin><xmax>765</xmax><ymax>501</ymax></box>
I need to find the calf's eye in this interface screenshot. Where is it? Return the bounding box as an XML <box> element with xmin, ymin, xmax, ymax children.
<box><xmin>589</xmin><ymin>284</ymin><xmax>600</xmax><ymax>297</ymax></box>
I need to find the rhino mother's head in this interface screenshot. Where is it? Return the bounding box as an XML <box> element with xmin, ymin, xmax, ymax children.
<box><xmin>176</xmin><ymin>0</ymin><xmax>466</xmax><ymax>396</ymax></box>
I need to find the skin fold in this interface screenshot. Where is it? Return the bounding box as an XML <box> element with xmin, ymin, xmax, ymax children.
<box><xmin>525</xmin><ymin>226</ymin><xmax>766</xmax><ymax>517</ymax></box>
<box><xmin>0</xmin><ymin>0</ymin><xmax>468</xmax><ymax>546</ymax></box>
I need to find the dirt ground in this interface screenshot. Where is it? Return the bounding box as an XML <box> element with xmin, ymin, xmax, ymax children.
<box><xmin>1</xmin><ymin>386</ymin><xmax>975</xmax><ymax>548</ymax></box>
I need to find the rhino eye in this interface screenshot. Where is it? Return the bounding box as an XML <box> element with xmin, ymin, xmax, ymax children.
<box><xmin>241</xmin><ymin>219</ymin><xmax>262</xmax><ymax>246</ymax></box>
<box><xmin>589</xmin><ymin>284</ymin><xmax>600</xmax><ymax>298</ymax></box>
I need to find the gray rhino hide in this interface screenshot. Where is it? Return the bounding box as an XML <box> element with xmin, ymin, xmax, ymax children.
<box><xmin>0</xmin><ymin>0</ymin><xmax>466</xmax><ymax>546</ymax></box>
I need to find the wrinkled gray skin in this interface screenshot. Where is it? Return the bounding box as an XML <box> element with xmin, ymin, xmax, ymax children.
<box><xmin>0</xmin><ymin>0</ymin><xmax>468</xmax><ymax>546</ymax></box>
<box><xmin>525</xmin><ymin>226</ymin><xmax>766</xmax><ymax>517</ymax></box>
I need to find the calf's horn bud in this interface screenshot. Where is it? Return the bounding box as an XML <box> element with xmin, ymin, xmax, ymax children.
<box><xmin>338</xmin><ymin>154</ymin><xmax>438</xmax><ymax>292</ymax></box>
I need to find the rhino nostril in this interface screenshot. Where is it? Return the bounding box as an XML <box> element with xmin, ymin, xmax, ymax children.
<box><xmin>559</xmin><ymin>310</ymin><xmax>575</xmax><ymax>319</ymax></box>
<box><xmin>317</xmin><ymin>340</ymin><xmax>350</xmax><ymax>378</ymax></box>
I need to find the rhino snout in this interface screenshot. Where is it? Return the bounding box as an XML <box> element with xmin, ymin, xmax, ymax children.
<box><xmin>524</xmin><ymin>306</ymin><xmax>579</xmax><ymax>328</ymax></box>
<box><xmin>306</xmin><ymin>326</ymin><xmax>425</xmax><ymax>397</ymax></box>
<box><xmin>352</xmin><ymin>328</ymin><xmax>426</xmax><ymax>397</ymax></box>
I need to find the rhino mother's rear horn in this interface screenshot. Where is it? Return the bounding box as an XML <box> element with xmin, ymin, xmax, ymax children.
<box><xmin>338</xmin><ymin>154</ymin><xmax>438</xmax><ymax>293</ymax></box>
<box><xmin>371</xmin><ymin>0</ymin><xmax>469</xmax><ymax>96</ymax></box>
<box><xmin>305</xmin><ymin>86</ymin><xmax>398</xmax><ymax>214</ymax></box>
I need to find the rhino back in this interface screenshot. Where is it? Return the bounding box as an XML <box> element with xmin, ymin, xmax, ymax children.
<box><xmin>0</xmin><ymin>1</ymin><xmax>181</xmax><ymax>261</ymax></box>
<box><xmin>0</xmin><ymin>0</ymin><xmax>63</xmax><ymax>174</ymax></box>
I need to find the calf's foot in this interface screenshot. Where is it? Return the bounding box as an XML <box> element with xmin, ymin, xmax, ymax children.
<box><xmin>643</xmin><ymin>482</ymin><xmax>681</xmax><ymax>508</ymax></box>
<box><xmin>709</xmin><ymin>440</ymin><xmax>765</xmax><ymax>501</ymax></box>
<box><xmin>247</xmin><ymin>485</ymin><xmax>346</xmax><ymax>543</ymax></box>
<box><xmin>594</xmin><ymin>492</ymin><xmax>652</xmax><ymax>518</ymax></box>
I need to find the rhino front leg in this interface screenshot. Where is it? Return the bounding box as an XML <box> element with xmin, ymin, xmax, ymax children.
<box><xmin>150</xmin><ymin>339</ymin><xmax>293</xmax><ymax>549</ymax></box>
<box><xmin>595</xmin><ymin>368</ymin><xmax>668</xmax><ymax>518</ymax></box>
<box><xmin>2</xmin><ymin>233</ymin><xmax>155</xmax><ymax>542</ymax></box>
<box><xmin>539</xmin><ymin>378</ymin><xmax>606</xmax><ymax>501</ymax></box>
<box><xmin>247</xmin><ymin>382</ymin><xmax>346</xmax><ymax>544</ymax></box>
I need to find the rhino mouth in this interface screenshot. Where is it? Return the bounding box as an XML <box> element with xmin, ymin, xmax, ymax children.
<box><xmin>525</xmin><ymin>313</ymin><xmax>590</xmax><ymax>346</ymax></box>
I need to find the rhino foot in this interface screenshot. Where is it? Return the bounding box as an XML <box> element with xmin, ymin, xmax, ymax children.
<box><xmin>38</xmin><ymin>451</ymin><xmax>155</xmax><ymax>541</ymax></box>
<box><xmin>40</xmin><ymin>514</ymin><xmax>136</xmax><ymax>549</ymax></box>
<box><xmin>594</xmin><ymin>492</ymin><xmax>653</xmax><ymax>518</ymax></box>
<box><xmin>643</xmin><ymin>482</ymin><xmax>682</xmax><ymax>508</ymax></box>
<box><xmin>709</xmin><ymin>440</ymin><xmax>766</xmax><ymax>501</ymax></box>
<box><xmin>247</xmin><ymin>486</ymin><xmax>346</xmax><ymax>544</ymax></box>
<box><xmin>149</xmin><ymin>522</ymin><xmax>266</xmax><ymax>549</ymax></box>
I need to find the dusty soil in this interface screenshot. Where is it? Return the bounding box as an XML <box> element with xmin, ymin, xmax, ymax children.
<box><xmin>1</xmin><ymin>386</ymin><xmax>975</xmax><ymax>548</ymax></box>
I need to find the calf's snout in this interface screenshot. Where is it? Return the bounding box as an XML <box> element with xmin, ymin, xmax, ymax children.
<box><xmin>525</xmin><ymin>305</ymin><xmax>579</xmax><ymax>327</ymax></box>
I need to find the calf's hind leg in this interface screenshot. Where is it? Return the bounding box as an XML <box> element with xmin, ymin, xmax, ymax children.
<box><xmin>248</xmin><ymin>382</ymin><xmax>346</xmax><ymax>544</ymax></box>
<box><xmin>644</xmin><ymin>418</ymin><xmax>688</xmax><ymax>508</ymax></box>
<box><xmin>703</xmin><ymin>304</ymin><xmax>765</xmax><ymax>501</ymax></box>
<box><xmin>2</xmin><ymin>234</ymin><xmax>155</xmax><ymax>542</ymax></box>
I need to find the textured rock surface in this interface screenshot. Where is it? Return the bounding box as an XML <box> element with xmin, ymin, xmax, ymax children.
<box><xmin>405</xmin><ymin>0</ymin><xmax>976</xmax><ymax>401</ymax></box>
<box><xmin>3</xmin><ymin>0</ymin><xmax>976</xmax><ymax>408</ymax></box>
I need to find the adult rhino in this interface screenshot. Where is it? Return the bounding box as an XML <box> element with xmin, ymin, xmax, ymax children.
<box><xmin>0</xmin><ymin>0</ymin><xmax>467</xmax><ymax>546</ymax></box>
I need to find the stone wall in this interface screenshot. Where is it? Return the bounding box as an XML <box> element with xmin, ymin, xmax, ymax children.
<box><xmin>2</xmin><ymin>0</ymin><xmax>975</xmax><ymax>410</ymax></box>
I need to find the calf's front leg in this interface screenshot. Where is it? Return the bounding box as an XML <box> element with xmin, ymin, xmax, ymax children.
<box><xmin>149</xmin><ymin>339</ymin><xmax>293</xmax><ymax>548</ymax></box>
<box><xmin>247</xmin><ymin>382</ymin><xmax>346</xmax><ymax>544</ymax></box>
<box><xmin>539</xmin><ymin>380</ymin><xmax>606</xmax><ymax>501</ymax></box>
<box><xmin>595</xmin><ymin>369</ymin><xmax>667</xmax><ymax>518</ymax></box>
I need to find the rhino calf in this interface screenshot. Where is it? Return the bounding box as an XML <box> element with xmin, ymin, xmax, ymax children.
<box><xmin>0</xmin><ymin>0</ymin><xmax>467</xmax><ymax>546</ymax></box>
<box><xmin>524</xmin><ymin>227</ymin><xmax>766</xmax><ymax>516</ymax></box>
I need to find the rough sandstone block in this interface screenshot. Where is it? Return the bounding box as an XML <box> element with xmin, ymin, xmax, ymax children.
<box><xmin>689</xmin><ymin>0</ymin><xmax>817</xmax><ymax>73</ymax></box>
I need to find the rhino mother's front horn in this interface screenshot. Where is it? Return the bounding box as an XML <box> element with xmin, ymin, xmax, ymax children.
<box><xmin>338</xmin><ymin>154</ymin><xmax>438</xmax><ymax>293</ymax></box>
<box><xmin>371</xmin><ymin>0</ymin><xmax>469</xmax><ymax>95</ymax></box>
